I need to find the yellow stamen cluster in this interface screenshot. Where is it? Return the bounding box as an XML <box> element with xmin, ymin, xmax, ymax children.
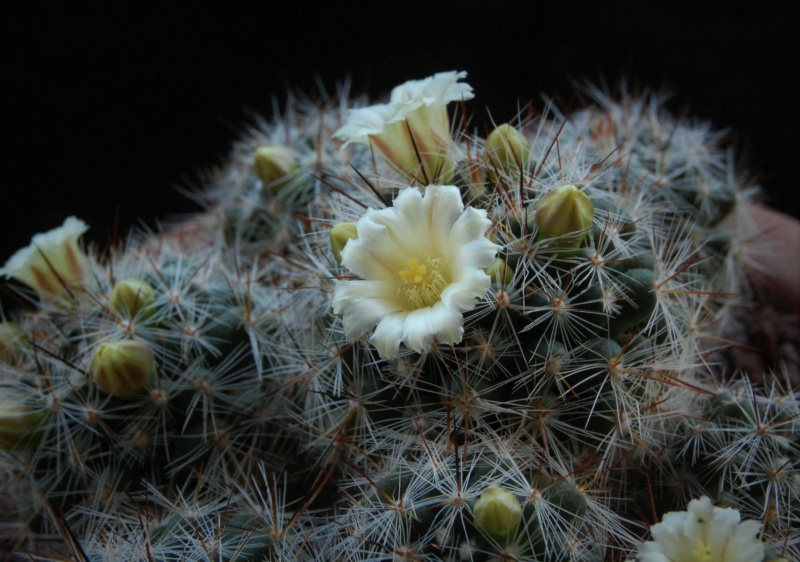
<box><xmin>692</xmin><ymin>540</ymin><xmax>712</xmax><ymax>562</ymax></box>
<box><xmin>398</xmin><ymin>257</ymin><xmax>448</xmax><ymax>308</ymax></box>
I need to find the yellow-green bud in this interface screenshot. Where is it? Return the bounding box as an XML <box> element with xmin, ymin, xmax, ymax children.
<box><xmin>534</xmin><ymin>185</ymin><xmax>594</xmax><ymax>247</ymax></box>
<box><xmin>485</xmin><ymin>258</ymin><xmax>514</xmax><ymax>285</ymax></box>
<box><xmin>329</xmin><ymin>222</ymin><xmax>358</xmax><ymax>263</ymax></box>
<box><xmin>485</xmin><ymin>124</ymin><xmax>530</xmax><ymax>183</ymax></box>
<box><xmin>109</xmin><ymin>278</ymin><xmax>155</xmax><ymax>319</ymax></box>
<box><xmin>0</xmin><ymin>392</ymin><xmax>44</xmax><ymax>450</ymax></box>
<box><xmin>473</xmin><ymin>485</ymin><xmax>522</xmax><ymax>541</ymax></box>
<box><xmin>90</xmin><ymin>340</ymin><xmax>156</xmax><ymax>399</ymax></box>
<box><xmin>0</xmin><ymin>322</ymin><xmax>27</xmax><ymax>365</ymax></box>
<box><xmin>254</xmin><ymin>145</ymin><xmax>297</xmax><ymax>187</ymax></box>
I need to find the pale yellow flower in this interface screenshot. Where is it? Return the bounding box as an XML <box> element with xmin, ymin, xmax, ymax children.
<box><xmin>332</xmin><ymin>185</ymin><xmax>499</xmax><ymax>359</ymax></box>
<box><xmin>0</xmin><ymin>217</ymin><xmax>89</xmax><ymax>302</ymax></box>
<box><xmin>333</xmin><ymin>71</ymin><xmax>474</xmax><ymax>184</ymax></box>
<box><xmin>637</xmin><ymin>497</ymin><xmax>765</xmax><ymax>562</ymax></box>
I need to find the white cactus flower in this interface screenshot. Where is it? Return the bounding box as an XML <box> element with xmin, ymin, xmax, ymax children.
<box><xmin>637</xmin><ymin>496</ymin><xmax>765</xmax><ymax>562</ymax></box>
<box><xmin>332</xmin><ymin>185</ymin><xmax>499</xmax><ymax>359</ymax></box>
<box><xmin>333</xmin><ymin>71</ymin><xmax>474</xmax><ymax>183</ymax></box>
<box><xmin>0</xmin><ymin>216</ymin><xmax>89</xmax><ymax>302</ymax></box>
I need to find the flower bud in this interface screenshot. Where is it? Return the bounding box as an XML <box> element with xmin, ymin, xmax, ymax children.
<box><xmin>109</xmin><ymin>278</ymin><xmax>156</xmax><ymax>319</ymax></box>
<box><xmin>90</xmin><ymin>340</ymin><xmax>156</xmax><ymax>398</ymax></box>
<box><xmin>485</xmin><ymin>124</ymin><xmax>530</xmax><ymax>183</ymax></box>
<box><xmin>0</xmin><ymin>322</ymin><xmax>27</xmax><ymax>365</ymax></box>
<box><xmin>0</xmin><ymin>392</ymin><xmax>44</xmax><ymax>450</ymax></box>
<box><xmin>329</xmin><ymin>222</ymin><xmax>358</xmax><ymax>263</ymax></box>
<box><xmin>0</xmin><ymin>217</ymin><xmax>89</xmax><ymax>303</ymax></box>
<box><xmin>485</xmin><ymin>258</ymin><xmax>513</xmax><ymax>285</ymax></box>
<box><xmin>534</xmin><ymin>185</ymin><xmax>594</xmax><ymax>248</ymax></box>
<box><xmin>473</xmin><ymin>485</ymin><xmax>522</xmax><ymax>541</ymax></box>
<box><xmin>254</xmin><ymin>145</ymin><xmax>297</xmax><ymax>188</ymax></box>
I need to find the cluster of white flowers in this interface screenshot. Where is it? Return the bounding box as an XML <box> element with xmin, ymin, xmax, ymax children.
<box><xmin>332</xmin><ymin>71</ymin><xmax>502</xmax><ymax>359</ymax></box>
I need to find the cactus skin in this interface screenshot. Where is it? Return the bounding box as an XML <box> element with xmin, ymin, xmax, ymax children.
<box><xmin>0</xmin><ymin>76</ymin><xmax>797</xmax><ymax>562</ymax></box>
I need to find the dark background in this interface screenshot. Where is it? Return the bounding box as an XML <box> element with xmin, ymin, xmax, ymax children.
<box><xmin>2</xmin><ymin>2</ymin><xmax>797</xmax><ymax>264</ymax></box>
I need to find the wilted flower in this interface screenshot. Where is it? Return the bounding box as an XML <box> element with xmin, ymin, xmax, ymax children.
<box><xmin>636</xmin><ymin>496</ymin><xmax>766</xmax><ymax>562</ymax></box>
<box><xmin>333</xmin><ymin>71</ymin><xmax>474</xmax><ymax>184</ymax></box>
<box><xmin>332</xmin><ymin>185</ymin><xmax>499</xmax><ymax>359</ymax></box>
<box><xmin>0</xmin><ymin>216</ymin><xmax>89</xmax><ymax>302</ymax></box>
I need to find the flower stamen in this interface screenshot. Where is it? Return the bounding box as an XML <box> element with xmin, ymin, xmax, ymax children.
<box><xmin>398</xmin><ymin>257</ymin><xmax>448</xmax><ymax>308</ymax></box>
<box><xmin>692</xmin><ymin>540</ymin><xmax>712</xmax><ymax>562</ymax></box>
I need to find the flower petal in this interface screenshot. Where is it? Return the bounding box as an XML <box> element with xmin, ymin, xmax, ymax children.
<box><xmin>341</xmin><ymin>215</ymin><xmax>408</xmax><ymax>281</ymax></box>
<box><xmin>421</xmin><ymin>185</ymin><xmax>466</xmax><ymax>250</ymax></box>
<box><xmin>332</xmin><ymin>103</ymin><xmax>395</xmax><ymax>146</ymax></box>
<box><xmin>448</xmin><ymin>206</ymin><xmax>493</xmax><ymax>249</ymax></box>
<box><xmin>333</xmin><ymin>280</ymin><xmax>405</xmax><ymax>341</ymax></box>
<box><xmin>440</xmin><ymin>268</ymin><xmax>491</xmax><ymax>311</ymax></box>
<box><xmin>370</xmin><ymin>312</ymin><xmax>408</xmax><ymax>359</ymax></box>
<box><xmin>388</xmin><ymin>71</ymin><xmax>474</xmax><ymax>109</ymax></box>
<box><xmin>402</xmin><ymin>303</ymin><xmax>464</xmax><ymax>354</ymax></box>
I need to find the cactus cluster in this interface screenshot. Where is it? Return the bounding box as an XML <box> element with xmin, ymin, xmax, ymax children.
<box><xmin>1</xmin><ymin>71</ymin><xmax>797</xmax><ymax>561</ymax></box>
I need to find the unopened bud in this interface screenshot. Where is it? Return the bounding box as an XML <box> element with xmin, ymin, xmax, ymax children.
<box><xmin>109</xmin><ymin>278</ymin><xmax>155</xmax><ymax>319</ymax></box>
<box><xmin>473</xmin><ymin>485</ymin><xmax>522</xmax><ymax>541</ymax></box>
<box><xmin>0</xmin><ymin>392</ymin><xmax>44</xmax><ymax>450</ymax></box>
<box><xmin>485</xmin><ymin>258</ymin><xmax>514</xmax><ymax>285</ymax></box>
<box><xmin>254</xmin><ymin>145</ymin><xmax>297</xmax><ymax>187</ymax></box>
<box><xmin>90</xmin><ymin>340</ymin><xmax>156</xmax><ymax>398</ymax></box>
<box><xmin>330</xmin><ymin>222</ymin><xmax>358</xmax><ymax>263</ymax></box>
<box><xmin>485</xmin><ymin>124</ymin><xmax>530</xmax><ymax>184</ymax></box>
<box><xmin>534</xmin><ymin>185</ymin><xmax>594</xmax><ymax>247</ymax></box>
<box><xmin>0</xmin><ymin>322</ymin><xmax>27</xmax><ymax>365</ymax></box>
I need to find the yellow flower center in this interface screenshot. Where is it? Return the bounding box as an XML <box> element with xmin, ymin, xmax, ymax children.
<box><xmin>692</xmin><ymin>539</ymin><xmax>713</xmax><ymax>562</ymax></box>
<box><xmin>398</xmin><ymin>257</ymin><xmax>448</xmax><ymax>308</ymax></box>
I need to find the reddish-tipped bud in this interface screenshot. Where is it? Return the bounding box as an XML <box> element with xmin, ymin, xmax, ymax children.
<box><xmin>0</xmin><ymin>322</ymin><xmax>27</xmax><ymax>365</ymax></box>
<box><xmin>90</xmin><ymin>340</ymin><xmax>156</xmax><ymax>398</ymax></box>
<box><xmin>0</xmin><ymin>392</ymin><xmax>44</xmax><ymax>450</ymax></box>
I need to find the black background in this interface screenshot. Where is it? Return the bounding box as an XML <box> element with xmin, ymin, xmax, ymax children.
<box><xmin>2</xmin><ymin>2</ymin><xmax>797</xmax><ymax>264</ymax></box>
